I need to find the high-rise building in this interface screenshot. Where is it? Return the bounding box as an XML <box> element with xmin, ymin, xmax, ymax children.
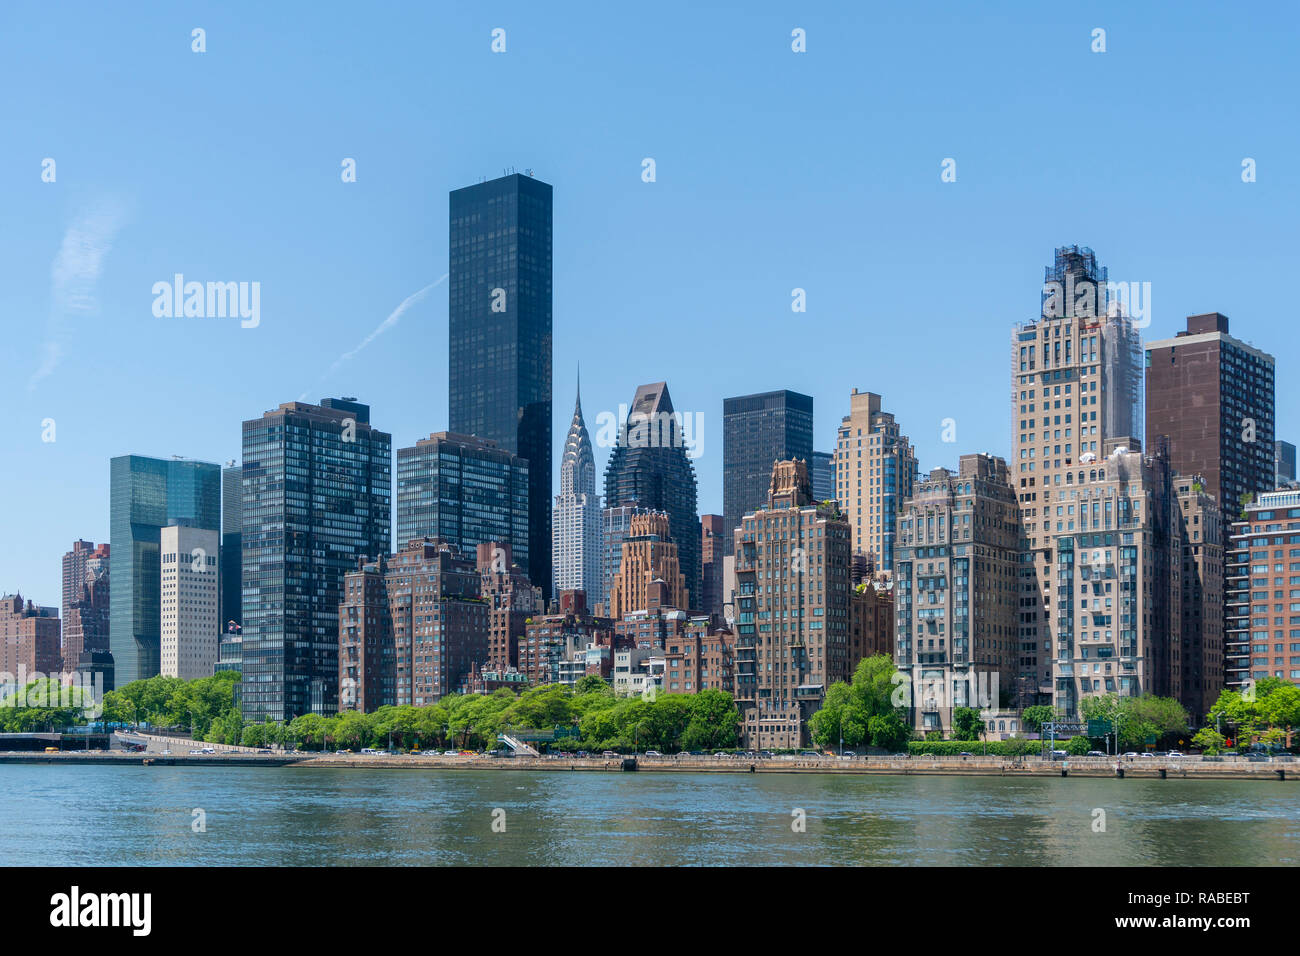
<box><xmin>893</xmin><ymin>454</ymin><xmax>1020</xmax><ymax>735</ymax></box>
<box><xmin>1146</xmin><ymin>313</ymin><xmax>1276</xmax><ymax>521</ymax></box>
<box><xmin>732</xmin><ymin>459</ymin><xmax>853</xmax><ymax>749</ymax></box>
<box><xmin>61</xmin><ymin>541</ymin><xmax>110</xmax><ymax>673</ymax></box>
<box><xmin>220</xmin><ymin>464</ymin><xmax>242</xmax><ymax>634</ymax></box>
<box><xmin>476</xmin><ymin>541</ymin><xmax>538</xmax><ymax>672</ymax></box>
<box><xmin>339</xmin><ymin>538</ymin><xmax>487</xmax><ymax>711</ymax></box>
<box><xmin>449</xmin><ymin>172</ymin><xmax>552</xmax><ymax>591</ymax></box>
<box><xmin>396</xmin><ymin>432</ymin><xmax>529</xmax><ymax>566</ymax></box>
<box><xmin>607</xmin><ymin>512</ymin><xmax>689</xmax><ymax>619</ymax></box>
<box><xmin>241</xmin><ymin>398</ymin><xmax>391</xmax><ymax>721</ymax></box>
<box><xmin>599</xmin><ymin>504</ymin><xmax>642</xmax><ymax>614</ymax></box>
<box><xmin>1175</xmin><ymin>475</ymin><xmax>1224</xmax><ymax>720</ymax></box>
<box><xmin>1011</xmin><ymin>246</ymin><xmax>1144</xmax><ymax>702</ymax></box>
<box><xmin>1224</xmin><ymin>490</ymin><xmax>1300</xmax><ymax>690</ymax></box>
<box><xmin>700</xmin><ymin>514</ymin><xmax>725</xmax><ymax>621</ymax></box>
<box><xmin>1275</xmin><ymin>441</ymin><xmax>1297</xmax><ymax>489</ymax></box>
<box><xmin>722</xmin><ymin>390</ymin><xmax>813</xmax><ymax>554</ymax></box>
<box><xmin>109</xmin><ymin>455</ymin><xmax>220</xmax><ymax>685</ymax></box>
<box><xmin>834</xmin><ymin>389</ymin><xmax>918</xmax><ymax>572</ymax></box>
<box><xmin>1046</xmin><ymin>439</ymin><xmax>1182</xmax><ymax>715</ymax></box>
<box><xmin>603</xmin><ymin>382</ymin><xmax>701</xmax><ymax>606</ymax></box>
<box><xmin>810</xmin><ymin>450</ymin><xmax>835</xmax><ymax>503</ymax></box>
<box><xmin>0</xmin><ymin>595</ymin><xmax>61</xmax><ymax>677</ymax></box>
<box><xmin>552</xmin><ymin>380</ymin><xmax>602</xmax><ymax>602</ymax></box>
<box><xmin>159</xmin><ymin>524</ymin><xmax>220</xmax><ymax>679</ymax></box>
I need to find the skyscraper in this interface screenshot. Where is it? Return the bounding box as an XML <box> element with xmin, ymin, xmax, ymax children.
<box><xmin>159</xmin><ymin>524</ymin><xmax>220</xmax><ymax>679</ymax></box>
<box><xmin>220</xmin><ymin>464</ymin><xmax>242</xmax><ymax>634</ymax></box>
<box><xmin>1275</xmin><ymin>441</ymin><xmax>1297</xmax><ymax>489</ymax></box>
<box><xmin>1011</xmin><ymin>246</ymin><xmax>1144</xmax><ymax>701</ymax></box>
<box><xmin>109</xmin><ymin>455</ymin><xmax>220</xmax><ymax>685</ymax></box>
<box><xmin>722</xmin><ymin>390</ymin><xmax>813</xmax><ymax>554</ymax></box>
<box><xmin>733</xmin><ymin>459</ymin><xmax>853</xmax><ymax>749</ymax></box>
<box><xmin>61</xmin><ymin>540</ymin><xmax>110</xmax><ymax>672</ymax></box>
<box><xmin>1224</xmin><ymin>490</ymin><xmax>1300</xmax><ymax>690</ymax></box>
<box><xmin>607</xmin><ymin>511</ymin><xmax>689</xmax><ymax>619</ymax></box>
<box><xmin>893</xmin><ymin>454</ymin><xmax>1020</xmax><ymax>735</ymax></box>
<box><xmin>396</xmin><ymin>432</ymin><xmax>529</xmax><ymax>564</ymax></box>
<box><xmin>834</xmin><ymin>389</ymin><xmax>918</xmax><ymax>572</ymax></box>
<box><xmin>602</xmin><ymin>382</ymin><xmax>701</xmax><ymax>608</ymax></box>
<box><xmin>449</xmin><ymin>172</ymin><xmax>553</xmax><ymax>591</ymax></box>
<box><xmin>241</xmin><ymin>398</ymin><xmax>391</xmax><ymax>721</ymax></box>
<box><xmin>1145</xmin><ymin>313</ymin><xmax>1276</xmax><ymax>520</ymax></box>
<box><xmin>552</xmin><ymin>379</ymin><xmax>602</xmax><ymax>601</ymax></box>
<box><xmin>700</xmin><ymin>514</ymin><xmax>725</xmax><ymax>621</ymax></box>
<box><xmin>810</xmin><ymin>450</ymin><xmax>834</xmax><ymax>503</ymax></box>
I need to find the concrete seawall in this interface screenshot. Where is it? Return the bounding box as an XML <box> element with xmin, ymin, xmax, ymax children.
<box><xmin>293</xmin><ymin>753</ymin><xmax>1296</xmax><ymax>780</ymax></box>
<box><xmin>3</xmin><ymin>752</ymin><xmax>1292</xmax><ymax>779</ymax></box>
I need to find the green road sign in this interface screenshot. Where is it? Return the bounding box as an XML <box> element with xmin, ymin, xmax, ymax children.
<box><xmin>1087</xmin><ymin>719</ymin><xmax>1109</xmax><ymax>737</ymax></box>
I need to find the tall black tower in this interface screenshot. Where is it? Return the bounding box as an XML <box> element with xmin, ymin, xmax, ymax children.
<box><xmin>449</xmin><ymin>172</ymin><xmax>553</xmax><ymax>591</ymax></box>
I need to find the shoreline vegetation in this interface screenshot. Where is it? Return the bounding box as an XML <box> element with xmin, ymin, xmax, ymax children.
<box><xmin>5</xmin><ymin>657</ymin><xmax>1296</xmax><ymax>762</ymax></box>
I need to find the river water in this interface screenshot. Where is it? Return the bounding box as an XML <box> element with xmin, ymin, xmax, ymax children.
<box><xmin>3</xmin><ymin>765</ymin><xmax>1296</xmax><ymax>866</ymax></box>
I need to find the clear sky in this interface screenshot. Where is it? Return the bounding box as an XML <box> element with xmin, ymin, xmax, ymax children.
<box><xmin>3</xmin><ymin>1</ymin><xmax>1297</xmax><ymax>607</ymax></box>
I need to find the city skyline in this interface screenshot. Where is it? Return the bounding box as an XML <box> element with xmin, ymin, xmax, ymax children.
<box><xmin>7</xmin><ymin>3</ymin><xmax>1300</xmax><ymax>608</ymax></box>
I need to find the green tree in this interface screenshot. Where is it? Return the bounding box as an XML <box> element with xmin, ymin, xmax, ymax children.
<box><xmin>951</xmin><ymin>707</ymin><xmax>984</xmax><ymax>741</ymax></box>
<box><xmin>1021</xmin><ymin>705</ymin><xmax>1057</xmax><ymax>734</ymax></box>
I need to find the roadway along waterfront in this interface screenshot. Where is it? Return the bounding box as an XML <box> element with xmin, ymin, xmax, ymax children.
<box><xmin>0</xmin><ymin>763</ymin><xmax>1296</xmax><ymax>866</ymax></box>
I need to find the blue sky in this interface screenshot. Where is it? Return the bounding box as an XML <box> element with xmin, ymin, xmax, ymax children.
<box><xmin>3</xmin><ymin>1</ymin><xmax>1297</xmax><ymax>606</ymax></box>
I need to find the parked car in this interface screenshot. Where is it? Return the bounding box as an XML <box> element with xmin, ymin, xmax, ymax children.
<box><xmin>1122</xmin><ymin>752</ymin><xmax>1138</xmax><ymax>758</ymax></box>
<box><xmin>644</xmin><ymin>750</ymin><xmax>662</xmax><ymax>756</ymax></box>
<box><xmin>1087</xmin><ymin>751</ymin><xmax>1106</xmax><ymax>757</ymax></box>
<box><xmin>601</xmin><ymin>750</ymin><xmax>618</xmax><ymax>758</ymax></box>
<box><xmin>1167</xmin><ymin>751</ymin><xmax>1185</xmax><ymax>758</ymax></box>
<box><xmin>958</xmin><ymin>751</ymin><xmax>973</xmax><ymax>757</ymax></box>
<box><xmin>841</xmin><ymin>751</ymin><xmax>856</xmax><ymax>758</ymax></box>
<box><xmin>1139</xmin><ymin>753</ymin><xmax>1156</xmax><ymax>759</ymax></box>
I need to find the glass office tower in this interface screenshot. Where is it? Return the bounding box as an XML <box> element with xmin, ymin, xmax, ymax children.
<box><xmin>240</xmin><ymin>398</ymin><xmax>391</xmax><ymax>722</ymax></box>
<box><xmin>109</xmin><ymin>455</ymin><xmax>221</xmax><ymax>685</ymax></box>
<box><xmin>722</xmin><ymin>390</ymin><xmax>814</xmax><ymax>555</ymax></box>
<box><xmin>395</xmin><ymin>431</ymin><xmax>529</xmax><ymax>564</ymax></box>
<box><xmin>449</xmin><ymin>172</ymin><xmax>552</xmax><ymax>593</ymax></box>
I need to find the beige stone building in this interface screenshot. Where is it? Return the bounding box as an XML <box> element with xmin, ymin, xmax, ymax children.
<box><xmin>606</xmin><ymin>512</ymin><xmax>688</xmax><ymax>619</ymax></box>
<box><xmin>1175</xmin><ymin>476</ymin><xmax>1223</xmax><ymax>721</ymax></box>
<box><xmin>1045</xmin><ymin>440</ymin><xmax>1181</xmax><ymax>714</ymax></box>
<box><xmin>834</xmin><ymin>389</ymin><xmax>917</xmax><ymax>574</ymax></box>
<box><xmin>894</xmin><ymin>454</ymin><xmax>1020</xmax><ymax>735</ymax></box>
<box><xmin>1011</xmin><ymin>246</ymin><xmax>1143</xmax><ymax>702</ymax></box>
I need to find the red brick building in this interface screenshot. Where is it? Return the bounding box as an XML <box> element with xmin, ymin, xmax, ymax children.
<box><xmin>0</xmin><ymin>594</ymin><xmax>61</xmax><ymax>678</ymax></box>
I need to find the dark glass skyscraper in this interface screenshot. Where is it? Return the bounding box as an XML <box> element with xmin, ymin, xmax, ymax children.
<box><xmin>240</xmin><ymin>398</ymin><xmax>391</xmax><ymax>722</ymax></box>
<box><xmin>220</xmin><ymin>464</ymin><xmax>242</xmax><ymax>633</ymax></box>
<box><xmin>722</xmin><ymin>390</ymin><xmax>813</xmax><ymax>555</ymax></box>
<box><xmin>395</xmin><ymin>431</ymin><xmax>529</xmax><ymax>563</ymax></box>
<box><xmin>603</xmin><ymin>382</ymin><xmax>701</xmax><ymax>608</ymax></box>
<box><xmin>449</xmin><ymin>172</ymin><xmax>552</xmax><ymax>593</ymax></box>
<box><xmin>109</xmin><ymin>456</ymin><xmax>221</xmax><ymax>685</ymax></box>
